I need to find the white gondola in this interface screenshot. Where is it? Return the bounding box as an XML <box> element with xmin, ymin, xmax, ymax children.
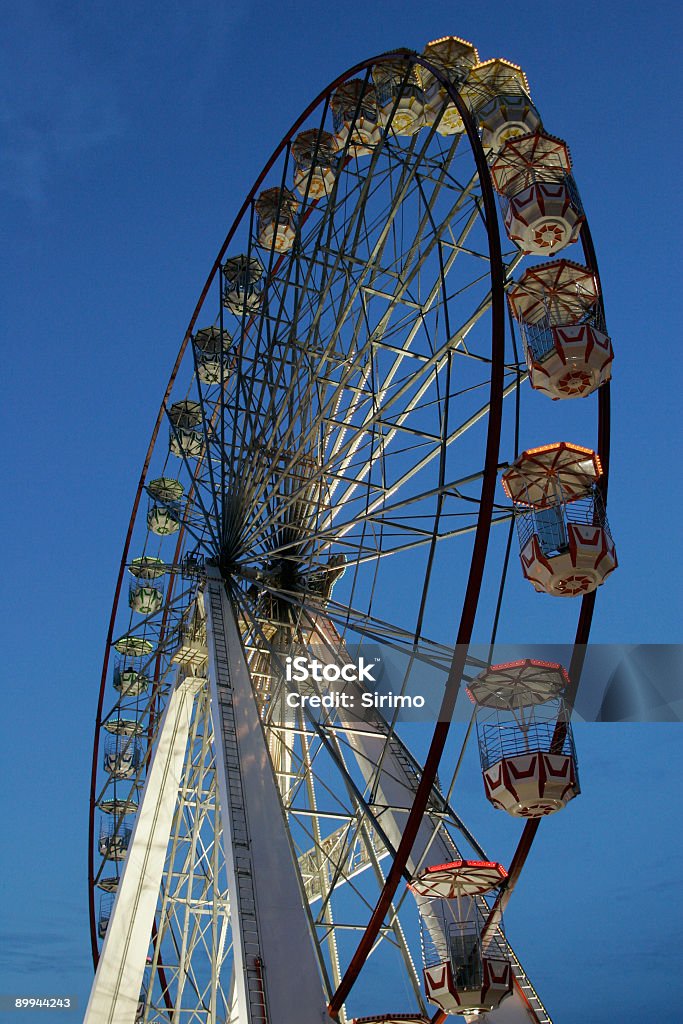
<box><xmin>113</xmin><ymin>635</ymin><xmax>153</xmax><ymax>658</ymax></box>
<box><xmin>508</xmin><ymin>259</ymin><xmax>613</xmax><ymax>399</ymax></box>
<box><xmin>255</xmin><ymin>187</ymin><xmax>299</xmax><ymax>253</ymax></box>
<box><xmin>491</xmin><ymin>131</ymin><xmax>584</xmax><ymax>254</ymax></box>
<box><xmin>351</xmin><ymin>1017</ymin><xmax>429</xmax><ymax>1023</ymax></box>
<box><xmin>469</xmin><ymin>659</ymin><xmax>580</xmax><ymax>817</ymax></box>
<box><xmin>99</xmin><ymin>820</ymin><xmax>132</xmax><ymax>861</ymax></box>
<box><xmin>372</xmin><ymin>61</ymin><xmax>425</xmax><ymax>136</ymax></box>
<box><xmin>421</xmin><ymin>35</ymin><xmax>479</xmax><ymax>136</ymax></box>
<box><xmin>478</xmin><ymin>93</ymin><xmax>542</xmax><ymax>153</ymax></box>
<box><xmin>129</xmin><ymin>580</ymin><xmax>164</xmax><ymax>614</ymax></box>
<box><xmin>167</xmin><ymin>400</ymin><xmax>202</xmax><ymax>429</ymax></box>
<box><xmin>461</xmin><ymin>57</ymin><xmax>531</xmax><ymax>115</ymax></box>
<box><xmin>168</xmin><ymin>427</ymin><xmax>203</xmax><ymax>459</ymax></box>
<box><xmin>502</xmin><ymin>442</ymin><xmax>618</xmax><ymax>595</ymax></box>
<box><xmin>292</xmin><ymin>129</ymin><xmax>337</xmax><ymax>199</ymax></box>
<box><xmin>222</xmin><ymin>255</ymin><xmax>263</xmax><ymax>314</ymax></box>
<box><xmin>147</xmin><ymin>505</ymin><xmax>180</xmax><ymax>535</ymax></box>
<box><xmin>98</xmin><ymin>797</ymin><xmax>138</xmax><ymax>816</ymax></box>
<box><xmin>146</xmin><ymin>478</ymin><xmax>184</xmax><ymax>503</ymax></box>
<box><xmin>194</xmin><ymin>325</ymin><xmax>232</xmax><ymax>355</ymax></box>
<box><xmin>113</xmin><ymin>664</ymin><xmax>149</xmax><ymax>696</ymax></box>
<box><xmin>409</xmin><ymin>860</ymin><xmax>512</xmax><ymax>1016</ymax></box>
<box><xmin>103</xmin><ymin>717</ymin><xmax>143</xmax><ymax>736</ymax></box>
<box><xmin>194</xmin><ymin>325</ymin><xmax>233</xmax><ymax>383</ymax></box>
<box><xmin>330</xmin><ymin>79</ymin><xmax>381</xmax><ymax>157</ymax></box>
<box><xmin>128</xmin><ymin>555</ymin><xmax>167</xmax><ymax>579</ymax></box>
<box><xmin>103</xmin><ymin>736</ymin><xmax>141</xmax><ymax>780</ymax></box>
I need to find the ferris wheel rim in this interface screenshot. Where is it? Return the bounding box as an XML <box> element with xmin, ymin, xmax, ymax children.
<box><xmin>86</xmin><ymin>46</ymin><xmax>611</xmax><ymax>1022</ymax></box>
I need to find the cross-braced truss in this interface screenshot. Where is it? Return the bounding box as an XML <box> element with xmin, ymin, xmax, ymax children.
<box><xmin>84</xmin><ymin>49</ymin><xmax>602</xmax><ymax>1024</ymax></box>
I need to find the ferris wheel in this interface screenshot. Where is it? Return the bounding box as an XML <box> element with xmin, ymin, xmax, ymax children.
<box><xmin>85</xmin><ymin>36</ymin><xmax>615</xmax><ymax>1024</ymax></box>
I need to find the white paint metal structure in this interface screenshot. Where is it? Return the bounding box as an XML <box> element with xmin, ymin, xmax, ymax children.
<box><xmin>85</xmin><ymin>675</ymin><xmax>205</xmax><ymax>1024</ymax></box>
<box><xmin>88</xmin><ymin>585</ymin><xmax>551</xmax><ymax>1024</ymax></box>
<box><xmin>87</xmin><ymin>38</ymin><xmax>612</xmax><ymax>1024</ymax></box>
<box><xmin>205</xmin><ymin>569</ymin><xmax>328</xmax><ymax>1023</ymax></box>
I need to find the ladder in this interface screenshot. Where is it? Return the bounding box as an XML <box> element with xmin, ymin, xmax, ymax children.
<box><xmin>507</xmin><ymin>944</ymin><xmax>554</xmax><ymax>1024</ymax></box>
<box><xmin>207</xmin><ymin>584</ymin><xmax>269</xmax><ymax>1023</ymax></box>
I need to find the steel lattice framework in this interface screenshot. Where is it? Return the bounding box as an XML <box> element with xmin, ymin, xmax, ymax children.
<box><xmin>86</xmin><ymin>41</ymin><xmax>610</xmax><ymax>1024</ymax></box>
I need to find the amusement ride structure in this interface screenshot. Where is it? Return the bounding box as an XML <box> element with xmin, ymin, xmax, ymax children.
<box><xmin>85</xmin><ymin>36</ymin><xmax>615</xmax><ymax>1024</ymax></box>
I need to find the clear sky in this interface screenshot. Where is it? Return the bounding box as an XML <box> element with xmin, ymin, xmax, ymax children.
<box><xmin>1</xmin><ymin>2</ymin><xmax>681</xmax><ymax>1022</ymax></box>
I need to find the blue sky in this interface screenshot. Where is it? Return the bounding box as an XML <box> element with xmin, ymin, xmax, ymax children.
<box><xmin>1</xmin><ymin>2</ymin><xmax>681</xmax><ymax>1021</ymax></box>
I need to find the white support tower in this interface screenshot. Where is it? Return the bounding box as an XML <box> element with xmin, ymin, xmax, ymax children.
<box><xmin>85</xmin><ymin>675</ymin><xmax>204</xmax><ymax>1024</ymax></box>
<box><xmin>205</xmin><ymin>568</ymin><xmax>328</xmax><ymax>1024</ymax></box>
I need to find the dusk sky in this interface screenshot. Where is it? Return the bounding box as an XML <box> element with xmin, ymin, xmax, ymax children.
<box><xmin>1</xmin><ymin>3</ymin><xmax>681</xmax><ymax>1022</ymax></box>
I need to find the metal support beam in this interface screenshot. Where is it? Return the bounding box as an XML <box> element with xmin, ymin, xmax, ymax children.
<box><xmin>84</xmin><ymin>674</ymin><xmax>203</xmax><ymax>1024</ymax></box>
<box><xmin>307</xmin><ymin>614</ymin><xmax>546</xmax><ymax>1023</ymax></box>
<box><xmin>205</xmin><ymin>568</ymin><xmax>328</xmax><ymax>1023</ymax></box>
